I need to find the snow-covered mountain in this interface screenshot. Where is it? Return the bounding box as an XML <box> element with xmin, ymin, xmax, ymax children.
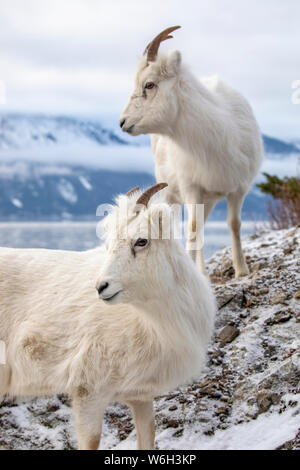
<box><xmin>0</xmin><ymin>113</ymin><xmax>298</xmax><ymax>155</ymax></box>
<box><xmin>0</xmin><ymin>161</ymin><xmax>154</xmax><ymax>220</ymax></box>
<box><xmin>0</xmin><ymin>113</ymin><xmax>155</xmax><ymax>220</ymax></box>
<box><xmin>0</xmin><ymin>113</ymin><xmax>130</xmax><ymax>150</ymax></box>
<box><xmin>0</xmin><ymin>113</ymin><xmax>298</xmax><ymax>220</ymax></box>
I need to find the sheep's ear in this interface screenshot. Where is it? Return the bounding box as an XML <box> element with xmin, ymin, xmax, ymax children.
<box><xmin>166</xmin><ymin>50</ymin><xmax>181</xmax><ymax>75</ymax></box>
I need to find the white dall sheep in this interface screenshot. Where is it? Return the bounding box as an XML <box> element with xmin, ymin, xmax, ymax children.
<box><xmin>120</xmin><ymin>26</ymin><xmax>263</xmax><ymax>278</ymax></box>
<box><xmin>0</xmin><ymin>184</ymin><xmax>215</xmax><ymax>450</ymax></box>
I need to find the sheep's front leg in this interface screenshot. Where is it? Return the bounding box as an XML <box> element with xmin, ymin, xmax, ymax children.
<box><xmin>186</xmin><ymin>193</ymin><xmax>217</xmax><ymax>276</ymax></box>
<box><xmin>227</xmin><ymin>191</ymin><xmax>249</xmax><ymax>278</ymax></box>
<box><xmin>128</xmin><ymin>400</ymin><xmax>155</xmax><ymax>450</ymax></box>
<box><xmin>186</xmin><ymin>202</ymin><xmax>205</xmax><ymax>274</ymax></box>
<box><xmin>72</xmin><ymin>391</ymin><xmax>107</xmax><ymax>450</ymax></box>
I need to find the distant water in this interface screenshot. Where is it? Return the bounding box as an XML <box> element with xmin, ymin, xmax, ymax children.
<box><xmin>0</xmin><ymin>221</ymin><xmax>257</xmax><ymax>259</ymax></box>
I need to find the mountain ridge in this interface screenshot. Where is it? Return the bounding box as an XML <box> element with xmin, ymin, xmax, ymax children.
<box><xmin>1</xmin><ymin>113</ymin><xmax>299</xmax><ymax>155</ymax></box>
<box><xmin>0</xmin><ymin>113</ymin><xmax>298</xmax><ymax>221</ymax></box>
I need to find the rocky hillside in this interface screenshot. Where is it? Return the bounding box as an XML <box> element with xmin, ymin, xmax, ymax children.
<box><xmin>0</xmin><ymin>227</ymin><xmax>299</xmax><ymax>450</ymax></box>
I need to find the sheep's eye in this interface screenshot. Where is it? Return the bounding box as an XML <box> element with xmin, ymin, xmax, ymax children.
<box><xmin>144</xmin><ymin>82</ymin><xmax>156</xmax><ymax>90</ymax></box>
<box><xmin>134</xmin><ymin>238</ymin><xmax>148</xmax><ymax>248</ymax></box>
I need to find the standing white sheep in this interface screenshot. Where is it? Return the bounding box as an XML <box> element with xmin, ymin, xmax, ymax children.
<box><xmin>0</xmin><ymin>184</ymin><xmax>215</xmax><ymax>450</ymax></box>
<box><xmin>120</xmin><ymin>26</ymin><xmax>263</xmax><ymax>278</ymax></box>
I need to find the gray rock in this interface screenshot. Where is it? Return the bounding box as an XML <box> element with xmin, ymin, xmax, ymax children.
<box><xmin>270</xmin><ymin>294</ymin><xmax>287</xmax><ymax>305</ymax></box>
<box><xmin>257</xmin><ymin>392</ymin><xmax>280</xmax><ymax>413</ymax></box>
<box><xmin>217</xmin><ymin>325</ymin><xmax>240</xmax><ymax>344</ymax></box>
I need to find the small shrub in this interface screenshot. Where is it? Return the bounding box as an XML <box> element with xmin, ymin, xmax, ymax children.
<box><xmin>257</xmin><ymin>172</ymin><xmax>300</xmax><ymax>229</ymax></box>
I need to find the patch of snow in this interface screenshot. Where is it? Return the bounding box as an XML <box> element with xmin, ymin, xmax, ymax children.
<box><xmin>57</xmin><ymin>179</ymin><xmax>77</xmax><ymax>204</ymax></box>
<box><xmin>112</xmin><ymin>396</ymin><xmax>300</xmax><ymax>450</ymax></box>
<box><xmin>11</xmin><ymin>198</ymin><xmax>23</xmax><ymax>208</ymax></box>
<box><xmin>79</xmin><ymin>176</ymin><xmax>92</xmax><ymax>191</ymax></box>
<box><xmin>163</xmin><ymin>396</ymin><xmax>299</xmax><ymax>450</ymax></box>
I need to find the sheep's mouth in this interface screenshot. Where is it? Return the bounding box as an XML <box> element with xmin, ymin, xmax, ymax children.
<box><xmin>102</xmin><ymin>291</ymin><xmax>122</xmax><ymax>302</ymax></box>
<box><xmin>124</xmin><ymin>124</ymin><xmax>135</xmax><ymax>134</ymax></box>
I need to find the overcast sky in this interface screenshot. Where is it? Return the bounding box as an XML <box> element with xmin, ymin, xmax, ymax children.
<box><xmin>0</xmin><ymin>0</ymin><xmax>299</xmax><ymax>139</ymax></box>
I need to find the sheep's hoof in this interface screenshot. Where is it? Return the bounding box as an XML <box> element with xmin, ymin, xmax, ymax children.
<box><xmin>234</xmin><ymin>266</ymin><xmax>249</xmax><ymax>278</ymax></box>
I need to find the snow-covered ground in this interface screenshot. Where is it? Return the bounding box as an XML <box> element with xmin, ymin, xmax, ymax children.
<box><xmin>0</xmin><ymin>227</ymin><xmax>299</xmax><ymax>450</ymax></box>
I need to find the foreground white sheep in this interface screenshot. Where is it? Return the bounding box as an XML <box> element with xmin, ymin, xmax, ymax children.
<box><xmin>120</xmin><ymin>26</ymin><xmax>263</xmax><ymax>278</ymax></box>
<box><xmin>0</xmin><ymin>185</ymin><xmax>215</xmax><ymax>450</ymax></box>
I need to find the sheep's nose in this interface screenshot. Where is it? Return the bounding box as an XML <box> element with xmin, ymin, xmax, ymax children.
<box><xmin>119</xmin><ymin>118</ymin><xmax>126</xmax><ymax>129</ymax></box>
<box><xmin>97</xmin><ymin>282</ymin><xmax>109</xmax><ymax>295</ymax></box>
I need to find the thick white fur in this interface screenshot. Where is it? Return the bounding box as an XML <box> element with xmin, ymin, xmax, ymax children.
<box><xmin>0</xmin><ymin>193</ymin><xmax>215</xmax><ymax>450</ymax></box>
<box><xmin>120</xmin><ymin>52</ymin><xmax>263</xmax><ymax>277</ymax></box>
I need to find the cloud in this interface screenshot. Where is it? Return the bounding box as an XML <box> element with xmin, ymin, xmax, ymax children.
<box><xmin>0</xmin><ymin>143</ymin><xmax>155</xmax><ymax>174</ymax></box>
<box><xmin>259</xmin><ymin>154</ymin><xmax>300</xmax><ymax>179</ymax></box>
<box><xmin>0</xmin><ymin>0</ymin><xmax>299</xmax><ymax>138</ymax></box>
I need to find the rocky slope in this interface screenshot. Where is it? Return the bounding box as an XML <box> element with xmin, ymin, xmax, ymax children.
<box><xmin>0</xmin><ymin>227</ymin><xmax>299</xmax><ymax>450</ymax></box>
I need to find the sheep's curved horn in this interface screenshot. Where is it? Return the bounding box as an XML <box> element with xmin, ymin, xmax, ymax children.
<box><xmin>136</xmin><ymin>183</ymin><xmax>168</xmax><ymax>208</ymax></box>
<box><xmin>126</xmin><ymin>186</ymin><xmax>140</xmax><ymax>197</ymax></box>
<box><xmin>144</xmin><ymin>26</ymin><xmax>181</xmax><ymax>63</ymax></box>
